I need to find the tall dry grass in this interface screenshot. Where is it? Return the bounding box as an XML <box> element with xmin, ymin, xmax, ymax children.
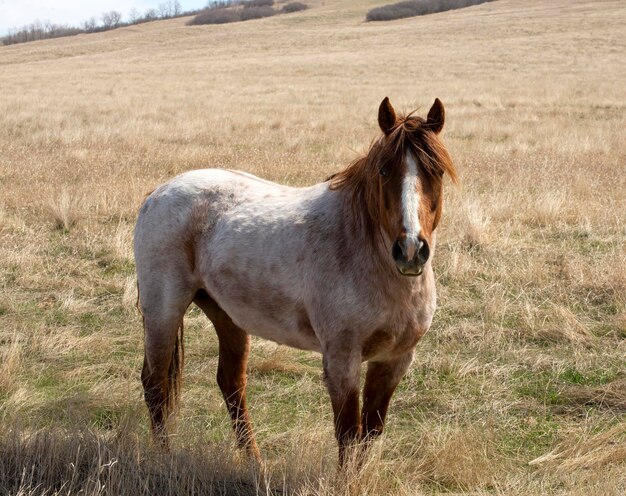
<box><xmin>0</xmin><ymin>0</ymin><xmax>625</xmax><ymax>494</ymax></box>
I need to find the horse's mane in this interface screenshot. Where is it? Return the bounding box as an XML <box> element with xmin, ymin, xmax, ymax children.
<box><xmin>328</xmin><ymin>113</ymin><xmax>457</xmax><ymax>241</ymax></box>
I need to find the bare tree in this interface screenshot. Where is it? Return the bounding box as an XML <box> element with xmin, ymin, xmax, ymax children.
<box><xmin>144</xmin><ymin>8</ymin><xmax>158</xmax><ymax>20</ymax></box>
<box><xmin>101</xmin><ymin>12</ymin><xmax>112</xmax><ymax>28</ymax></box>
<box><xmin>43</xmin><ymin>20</ymin><xmax>53</xmax><ymax>35</ymax></box>
<box><xmin>158</xmin><ymin>2</ymin><xmax>172</xmax><ymax>18</ymax></box>
<box><xmin>101</xmin><ymin>11</ymin><xmax>122</xmax><ymax>29</ymax></box>
<box><xmin>128</xmin><ymin>8</ymin><xmax>140</xmax><ymax>24</ymax></box>
<box><xmin>83</xmin><ymin>17</ymin><xmax>97</xmax><ymax>32</ymax></box>
<box><xmin>156</xmin><ymin>0</ymin><xmax>184</xmax><ymax>18</ymax></box>
<box><xmin>110</xmin><ymin>11</ymin><xmax>122</xmax><ymax>26</ymax></box>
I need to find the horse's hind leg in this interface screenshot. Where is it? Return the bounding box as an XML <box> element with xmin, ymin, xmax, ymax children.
<box><xmin>193</xmin><ymin>290</ymin><xmax>261</xmax><ymax>462</ymax></box>
<box><xmin>139</xmin><ymin>280</ymin><xmax>194</xmax><ymax>449</ymax></box>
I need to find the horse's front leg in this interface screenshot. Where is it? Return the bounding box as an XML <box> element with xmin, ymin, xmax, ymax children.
<box><xmin>361</xmin><ymin>351</ymin><xmax>414</xmax><ymax>443</ymax></box>
<box><xmin>322</xmin><ymin>343</ymin><xmax>362</xmax><ymax>466</ymax></box>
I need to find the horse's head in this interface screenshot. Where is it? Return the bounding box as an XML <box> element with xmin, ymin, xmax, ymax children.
<box><xmin>329</xmin><ymin>97</ymin><xmax>457</xmax><ymax>276</ymax></box>
<box><xmin>373</xmin><ymin>97</ymin><xmax>457</xmax><ymax>276</ymax></box>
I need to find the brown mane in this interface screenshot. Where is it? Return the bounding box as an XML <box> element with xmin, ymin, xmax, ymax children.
<box><xmin>328</xmin><ymin>113</ymin><xmax>458</xmax><ymax>241</ymax></box>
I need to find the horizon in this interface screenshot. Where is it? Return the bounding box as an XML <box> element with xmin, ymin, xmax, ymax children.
<box><xmin>0</xmin><ymin>0</ymin><xmax>208</xmax><ymax>37</ymax></box>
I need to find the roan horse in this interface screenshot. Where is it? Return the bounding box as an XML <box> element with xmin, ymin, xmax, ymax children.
<box><xmin>134</xmin><ymin>97</ymin><xmax>457</xmax><ymax>465</ymax></box>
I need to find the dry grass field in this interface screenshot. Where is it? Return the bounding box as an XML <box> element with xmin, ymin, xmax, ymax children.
<box><xmin>1</xmin><ymin>0</ymin><xmax>625</xmax><ymax>494</ymax></box>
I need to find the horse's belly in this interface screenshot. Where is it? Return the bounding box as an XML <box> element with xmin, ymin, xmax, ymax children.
<box><xmin>248</xmin><ymin>322</ymin><xmax>322</xmax><ymax>353</ymax></box>
<box><xmin>205</xmin><ymin>279</ymin><xmax>322</xmax><ymax>353</ymax></box>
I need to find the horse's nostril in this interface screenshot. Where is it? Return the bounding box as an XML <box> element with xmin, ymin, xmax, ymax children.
<box><xmin>418</xmin><ymin>238</ymin><xmax>430</xmax><ymax>264</ymax></box>
<box><xmin>392</xmin><ymin>240</ymin><xmax>403</xmax><ymax>262</ymax></box>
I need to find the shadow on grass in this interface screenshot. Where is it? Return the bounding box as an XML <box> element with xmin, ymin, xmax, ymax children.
<box><xmin>0</xmin><ymin>427</ymin><xmax>288</xmax><ymax>496</ymax></box>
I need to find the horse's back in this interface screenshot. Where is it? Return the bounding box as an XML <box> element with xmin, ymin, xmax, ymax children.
<box><xmin>136</xmin><ymin>168</ymin><xmax>289</xmax><ymax>242</ymax></box>
<box><xmin>140</xmin><ymin>168</ymin><xmax>287</xmax><ymax>215</ymax></box>
<box><xmin>134</xmin><ymin>169</ymin><xmax>283</xmax><ymax>293</ymax></box>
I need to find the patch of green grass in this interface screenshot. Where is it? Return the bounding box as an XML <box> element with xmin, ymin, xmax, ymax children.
<box><xmin>512</xmin><ymin>370</ymin><xmax>565</xmax><ymax>406</ymax></box>
<box><xmin>2</xmin><ymin>264</ymin><xmax>19</xmax><ymax>286</ymax></box>
<box><xmin>499</xmin><ymin>414</ymin><xmax>560</xmax><ymax>458</ymax></box>
<box><xmin>78</xmin><ymin>311</ymin><xmax>103</xmax><ymax>333</ymax></box>
<box><xmin>15</xmin><ymin>300</ymin><xmax>46</xmax><ymax>320</ymax></box>
<box><xmin>249</xmin><ymin>371</ymin><xmax>304</xmax><ymax>389</ymax></box>
<box><xmin>577</xmin><ymin>237</ymin><xmax>617</xmax><ymax>255</ymax></box>
<box><xmin>590</xmin><ymin>321</ymin><xmax>622</xmax><ymax>337</ymax></box>
<box><xmin>44</xmin><ymin>305</ymin><xmax>71</xmax><ymax>326</ymax></box>
<box><xmin>91</xmin><ymin>406</ymin><xmax>123</xmax><ymax>431</ymax></box>
<box><xmin>98</xmin><ymin>257</ymin><xmax>135</xmax><ymax>277</ymax></box>
<box><xmin>35</xmin><ymin>371</ymin><xmax>60</xmax><ymax>391</ymax></box>
<box><xmin>558</xmin><ymin>367</ymin><xmax>618</xmax><ymax>386</ymax></box>
<box><xmin>247</xmin><ymin>373</ymin><xmax>323</xmax><ymax>430</ymax></box>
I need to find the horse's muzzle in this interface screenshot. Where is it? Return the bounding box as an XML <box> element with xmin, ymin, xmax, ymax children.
<box><xmin>392</xmin><ymin>236</ymin><xmax>430</xmax><ymax>276</ymax></box>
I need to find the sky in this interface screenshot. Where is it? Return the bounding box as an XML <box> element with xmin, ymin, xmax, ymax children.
<box><xmin>0</xmin><ymin>0</ymin><xmax>209</xmax><ymax>36</ymax></box>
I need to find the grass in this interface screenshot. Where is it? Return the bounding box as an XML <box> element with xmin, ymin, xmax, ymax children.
<box><xmin>1</xmin><ymin>0</ymin><xmax>625</xmax><ymax>494</ymax></box>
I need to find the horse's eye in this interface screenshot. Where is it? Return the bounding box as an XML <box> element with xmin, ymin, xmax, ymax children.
<box><xmin>379</xmin><ymin>167</ymin><xmax>388</xmax><ymax>177</ymax></box>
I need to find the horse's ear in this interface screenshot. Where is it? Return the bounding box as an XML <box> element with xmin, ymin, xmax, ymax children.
<box><xmin>378</xmin><ymin>97</ymin><xmax>397</xmax><ymax>135</ymax></box>
<box><xmin>426</xmin><ymin>98</ymin><xmax>445</xmax><ymax>134</ymax></box>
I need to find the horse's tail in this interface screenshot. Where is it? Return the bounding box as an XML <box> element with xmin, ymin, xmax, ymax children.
<box><xmin>165</xmin><ymin>319</ymin><xmax>184</xmax><ymax>421</ymax></box>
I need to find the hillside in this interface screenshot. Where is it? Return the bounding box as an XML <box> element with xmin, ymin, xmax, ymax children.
<box><xmin>1</xmin><ymin>0</ymin><xmax>625</xmax><ymax>494</ymax></box>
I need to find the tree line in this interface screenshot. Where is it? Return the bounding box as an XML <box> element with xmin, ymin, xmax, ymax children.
<box><xmin>2</xmin><ymin>1</ymin><xmax>189</xmax><ymax>46</ymax></box>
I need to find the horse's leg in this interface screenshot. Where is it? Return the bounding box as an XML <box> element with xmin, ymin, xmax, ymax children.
<box><xmin>322</xmin><ymin>344</ymin><xmax>362</xmax><ymax>466</ymax></box>
<box><xmin>361</xmin><ymin>351</ymin><xmax>414</xmax><ymax>443</ymax></box>
<box><xmin>139</xmin><ymin>283</ymin><xmax>194</xmax><ymax>449</ymax></box>
<box><xmin>193</xmin><ymin>290</ymin><xmax>261</xmax><ymax>463</ymax></box>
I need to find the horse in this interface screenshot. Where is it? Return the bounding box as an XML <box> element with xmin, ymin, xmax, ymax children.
<box><xmin>134</xmin><ymin>97</ymin><xmax>457</xmax><ymax>465</ymax></box>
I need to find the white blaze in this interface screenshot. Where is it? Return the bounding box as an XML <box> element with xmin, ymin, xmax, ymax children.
<box><xmin>401</xmin><ymin>152</ymin><xmax>421</xmax><ymax>260</ymax></box>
